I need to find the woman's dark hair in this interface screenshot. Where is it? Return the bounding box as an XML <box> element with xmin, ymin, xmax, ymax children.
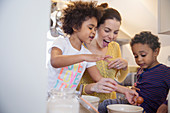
<box><xmin>97</xmin><ymin>3</ymin><xmax>108</xmax><ymax>9</ymax></box>
<box><xmin>130</xmin><ymin>31</ymin><xmax>161</xmax><ymax>51</ymax></box>
<box><xmin>97</xmin><ymin>8</ymin><xmax>122</xmax><ymax>28</ymax></box>
<box><xmin>61</xmin><ymin>1</ymin><xmax>102</xmax><ymax>35</ymax></box>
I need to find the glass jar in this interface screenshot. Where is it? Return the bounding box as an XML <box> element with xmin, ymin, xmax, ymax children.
<box><xmin>47</xmin><ymin>88</ymin><xmax>79</xmax><ymax>113</ymax></box>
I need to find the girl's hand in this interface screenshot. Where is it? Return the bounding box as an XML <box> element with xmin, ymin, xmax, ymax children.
<box><xmin>83</xmin><ymin>54</ymin><xmax>112</xmax><ymax>62</ymax></box>
<box><xmin>105</xmin><ymin>58</ymin><xmax>128</xmax><ymax>70</ymax></box>
<box><xmin>90</xmin><ymin>78</ymin><xmax>117</xmax><ymax>93</ymax></box>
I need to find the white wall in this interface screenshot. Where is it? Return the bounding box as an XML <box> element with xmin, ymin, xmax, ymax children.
<box><xmin>0</xmin><ymin>0</ymin><xmax>50</xmax><ymax>113</ymax></box>
<box><xmin>158</xmin><ymin>35</ymin><xmax>170</xmax><ymax>67</ymax></box>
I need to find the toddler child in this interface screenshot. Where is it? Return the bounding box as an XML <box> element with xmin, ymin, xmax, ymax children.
<box><xmin>98</xmin><ymin>31</ymin><xmax>170</xmax><ymax>113</ymax></box>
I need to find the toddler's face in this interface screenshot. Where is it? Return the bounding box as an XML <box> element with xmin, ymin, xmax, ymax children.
<box><xmin>131</xmin><ymin>43</ymin><xmax>158</xmax><ymax>69</ymax></box>
<box><xmin>76</xmin><ymin>17</ymin><xmax>97</xmax><ymax>44</ymax></box>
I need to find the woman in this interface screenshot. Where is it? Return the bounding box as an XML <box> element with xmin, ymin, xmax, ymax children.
<box><xmin>77</xmin><ymin>5</ymin><xmax>128</xmax><ymax>102</ymax></box>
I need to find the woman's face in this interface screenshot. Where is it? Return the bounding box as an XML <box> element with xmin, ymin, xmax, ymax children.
<box><xmin>97</xmin><ymin>18</ymin><xmax>120</xmax><ymax>48</ymax></box>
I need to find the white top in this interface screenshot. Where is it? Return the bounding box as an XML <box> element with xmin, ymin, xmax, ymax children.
<box><xmin>47</xmin><ymin>36</ymin><xmax>96</xmax><ymax>92</ymax></box>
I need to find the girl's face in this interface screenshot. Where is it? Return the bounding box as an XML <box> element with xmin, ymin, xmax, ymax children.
<box><xmin>97</xmin><ymin>18</ymin><xmax>120</xmax><ymax>48</ymax></box>
<box><xmin>131</xmin><ymin>43</ymin><xmax>159</xmax><ymax>69</ymax></box>
<box><xmin>76</xmin><ymin>17</ymin><xmax>97</xmax><ymax>44</ymax></box>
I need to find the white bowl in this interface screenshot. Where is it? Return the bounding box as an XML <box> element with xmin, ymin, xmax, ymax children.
<box><xmin>81</xmin><ymin>95</ymin><xmax>100</xmax><ymax>105</ymax></box>
<box><xmin>79</xmin><ymin>95</ymin><xmax>100</xmax><ymax>113</ymax></box>
<box><xmin>107</xmin><ymin>104</ymin><xmax>143</xmax><ymax>113</ymax></box>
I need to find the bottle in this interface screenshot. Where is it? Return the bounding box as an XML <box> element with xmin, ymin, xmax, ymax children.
<box><xmin>47</xmin><ymin>88</ymin><xmax>79</xmax><ymax>113</ymax></box>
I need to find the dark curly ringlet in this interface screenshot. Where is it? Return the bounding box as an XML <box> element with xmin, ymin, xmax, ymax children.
<box><xmin>130</xmin><ymin>31</ymin><xmax>161</xmax><ymax>51</ymax></box>
<box><xmin>97</xmin><ymin>8</ymin><xmax>121</xmax><ymax>28</ymax></box>
<box><xmin>61</xmin><ymin>1</ymin><xmax>103</xmax><ymax>35</ymax></box>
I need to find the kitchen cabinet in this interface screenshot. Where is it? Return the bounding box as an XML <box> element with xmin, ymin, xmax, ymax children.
<box><xmin>116</xmin><ymin>29</ymin><xmax>131</xmax><ymax>45</ymax></box>
<box><xmin>158</xmin><ymin>0</ymin><xmax>170</xmax><ymax>35</ymax></box>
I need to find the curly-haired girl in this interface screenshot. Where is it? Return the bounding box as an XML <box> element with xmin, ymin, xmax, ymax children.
<box><xmin>48</xmin><ymin>1</ymin><xmax>117</xmax><ymax>94</ymax></box>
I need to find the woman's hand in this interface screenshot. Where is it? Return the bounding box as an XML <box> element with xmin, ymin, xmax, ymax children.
<box><xmin>85</xmin><ymin>78</ymin><xmax>117</xmax><ymax>94</ymax></box>
<box><xmin>105</xmin><ymin>58</ymin><xmax>128</xmax><ymax>70</ymax></box>
<box><xmin>91</xmin><ymin>78</ymin><xmax>118</xmax><ymax>93</ymax></box>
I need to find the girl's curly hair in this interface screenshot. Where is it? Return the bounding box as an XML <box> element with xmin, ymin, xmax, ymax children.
<box><xmin>130</xmin><ymin>31</ymin><xmax>161</xmax><ymax>51</ymax></box>
<box><xmin>61</xmin><ymin>1</ymin><xmax>102</xmax><ymax>35</ymax></box>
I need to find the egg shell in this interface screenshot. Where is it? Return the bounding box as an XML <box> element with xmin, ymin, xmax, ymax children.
<box><xmin>137</xmin><ymin>96</ymin><xmax>144</xmax><ymax>104</ymax></box>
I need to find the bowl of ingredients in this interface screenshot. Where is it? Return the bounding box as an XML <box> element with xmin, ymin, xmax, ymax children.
<box><xmin>107</xmin><ymin>104</ymin><xmax>143</xmax><ymax>113</ymax></box>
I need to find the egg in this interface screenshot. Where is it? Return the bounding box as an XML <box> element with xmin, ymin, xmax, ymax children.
<box><xmin>137</xmin><ymin>96</ymin><xmax>144</xmax><ymax>104</ymax></box>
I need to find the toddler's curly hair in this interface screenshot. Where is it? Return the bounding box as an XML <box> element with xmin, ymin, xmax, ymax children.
<box><xmin>130</xmin><ymin>31</ymin><xmax>161</xmax><ymax>51</ymax></box>
<box><xmin>61</xmin><ymin>1</ymin><xmax>102</xmax><ymax>35</ymax></box>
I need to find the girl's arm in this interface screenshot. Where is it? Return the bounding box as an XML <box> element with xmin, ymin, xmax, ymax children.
<box><xmin>87</xmin><ymin>66</ymin><xmax>103</xmax><ymax>82</ymax></box>
<box><xmin>83</xmin><ymin>78</ymin><xmax>138</xmax><ymax>104</ymax></box>
<box><xmin>51</xmin><ymin>47</ymin><xmax>84</xmax><ymax>68</ymax></box>
<box><xmin>51</xmin><ymin>47</ymin><xmax>108</xmax><ymax>68</ymax></box>
<box><xmin>86</xmin><ymin>55</ymin><xmax>113</xmax><ymax>82</ymax></box>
